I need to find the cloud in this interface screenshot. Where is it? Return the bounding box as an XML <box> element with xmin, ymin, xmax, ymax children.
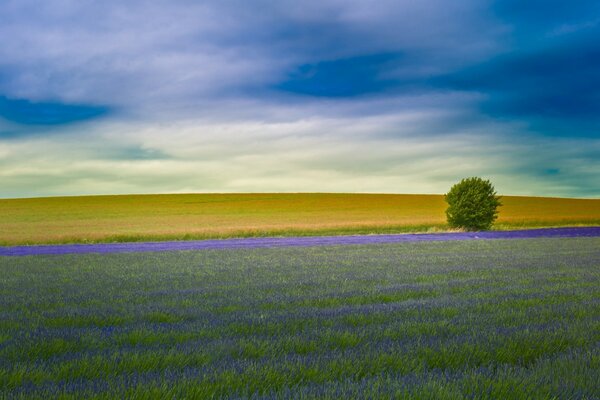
<box><xmin>492</xmin><ymin>0</ymin><xmax>600</xmax><ymax>40</ymax></box>
<box><xmin>1</xmin><ymin>113</ymin><xmax>597</xmax><ymax>198</ymax></box>
<box><xmin>0</xmin><ymin>0</ymin><xmax>500</xmax><ymax>111</ymax></box>
<box><xmin>432</xmin><ymin>27</ymin><xmax>600</xmax><ymax>137</ymax></box>
<box><xmin>276</xmin><ymin>53</ymin><xmax>402</xmax><ymax>97</ymax></box>
<box><xmin>0</xmin><ymin>96</ymin><xmax>109</xmax><ymax>127</ymax></box>
<box><xmin>0</xmin><ymin>0</ymin><xmax>598</xmax><ymax>198</ymax></box>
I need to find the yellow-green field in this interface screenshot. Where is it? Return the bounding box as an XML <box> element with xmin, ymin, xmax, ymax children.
<box><xmin>1</xmin><ymin>193</ymin><xmax>599</xmax><ymax>245</ymax></box>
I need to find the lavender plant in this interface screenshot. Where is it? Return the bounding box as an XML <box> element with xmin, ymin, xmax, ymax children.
<box><xmin>1</xmin><ymin>238</ymin><xmax>598</xmax><ymax>398</ymax></box>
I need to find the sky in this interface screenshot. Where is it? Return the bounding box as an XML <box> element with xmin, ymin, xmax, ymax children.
<box><xmin>0</xmin><ymin>0</ymin><xmax>599</xmax><ymax>198</ymax></box>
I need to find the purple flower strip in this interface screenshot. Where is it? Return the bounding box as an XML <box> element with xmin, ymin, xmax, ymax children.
<box><xmin>1</xmin><ymin>226</ymin><xmax>599</xmax><ymax>256</ymax></box>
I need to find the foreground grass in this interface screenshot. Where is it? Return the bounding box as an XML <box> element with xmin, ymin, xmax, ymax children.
<box><xmin>1</xmin><ymin>193</ymin><xmax>599</xmax><ymax>245</ymax></box>
<box><xmin>1</xmin><ymin>238</ymin><xmax>599</xmax><ymax>398</ymax></box>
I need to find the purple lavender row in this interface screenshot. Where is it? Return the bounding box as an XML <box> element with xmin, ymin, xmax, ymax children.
<box><xmin>1</xmin><ymin>226</ymin><xmax>599</xmax><ymax>256</ymax></box>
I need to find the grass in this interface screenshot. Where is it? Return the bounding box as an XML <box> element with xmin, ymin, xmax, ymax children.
<box><xmin>0</xmin><ymin>193</ymin><xmax>599</xmax><ymax>245</ymax></box>
<box><xmin>1</xmin><ymin>237</ymin><xmax>599</xmax><ymax>398</ymax></box>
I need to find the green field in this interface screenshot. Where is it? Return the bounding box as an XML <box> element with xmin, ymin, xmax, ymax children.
<box><xmin>1</xmin><ymin>193</ymin><xmax>599</xmax><ymax>245</ymax></box>
<box><xmin>1</xmin><ymin>238</ymin><xmax>599</xmax><ymax>398</ymax></box>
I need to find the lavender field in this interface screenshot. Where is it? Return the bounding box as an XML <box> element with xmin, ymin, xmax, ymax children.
<box><xmin>1</xmin><ymin>237</ymin><xmax>599</xmax><ymax>398</ymax></box>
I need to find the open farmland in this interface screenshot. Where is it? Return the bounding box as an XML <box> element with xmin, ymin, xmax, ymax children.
<box><xmin>1</xmin><ymin>193</ymin><xmax>599</xmax><ymax>245</ymax></box>
<box><xmin>1</xmin><ymin>237</ymin><xmax>599</xmax><ymax>398</ymax></box>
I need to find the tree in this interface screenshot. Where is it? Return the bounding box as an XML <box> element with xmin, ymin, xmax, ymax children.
<box><xmin>445</xmin><ymin>177</ymin><xmax>502</xmax><ymax>231</ymax></box>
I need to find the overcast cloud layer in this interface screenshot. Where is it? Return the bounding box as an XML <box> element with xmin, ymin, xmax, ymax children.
<box><xmin>0</xmin><ymin>0</ymin><xmax>598</xmax><ymax>198</ymax></box>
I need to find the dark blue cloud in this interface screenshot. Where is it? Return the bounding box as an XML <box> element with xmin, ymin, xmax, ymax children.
<box><xmin>492</xmin><ymin>0</ymin><xmax>600</xmax><ymax>40</ymax></box>
<box><xmin>276</xmin><ymin>53</ymin><xmax>405</xmax><ymax>97</ymax></box>
<box><xmin>452</xmin><ymin>0</ymin><xmax>600</xmax><ymax>139</ymax></box>
<box><xmin>271</xmin><ymin>1</ymin><xmax>600</xmax><ymax>140</ymax></box>
<box><xmin>0</xmin><ymin>96</ymin><xmax>109</xmax><ymax>126</ymax></box>
<box><xmin>432</xmin><ymin>30</ymin><xmax>600</xmax><ymax>137</ymax></box>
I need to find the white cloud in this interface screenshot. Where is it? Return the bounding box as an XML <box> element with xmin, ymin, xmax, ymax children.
<box><xmin>2</xmin><ymin>108</ymin><xmax>597</xmax><ymax>198</ymax></box>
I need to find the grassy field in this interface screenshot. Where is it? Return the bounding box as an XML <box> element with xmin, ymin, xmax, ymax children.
<box><xmin>1</xmin><ymin>193</ymin><xmax>599</xmax><ymax>245</ymax></box>
<box><xmin>1</xmin><ymin>238</ymin><xmax>599</xmax><ymax>398</ymax></box>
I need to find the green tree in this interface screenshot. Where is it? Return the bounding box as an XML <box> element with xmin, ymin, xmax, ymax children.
<box><xmin>445</xmin><ymin>177</ymin><xmax>502</xmax><ymax>231</ymax></box>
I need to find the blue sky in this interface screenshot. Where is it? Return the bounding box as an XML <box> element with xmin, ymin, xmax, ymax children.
<box><xmin>0</xmin><ymin>0</ymin><xmax>598</xmax><ymax>198</ymax></box>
